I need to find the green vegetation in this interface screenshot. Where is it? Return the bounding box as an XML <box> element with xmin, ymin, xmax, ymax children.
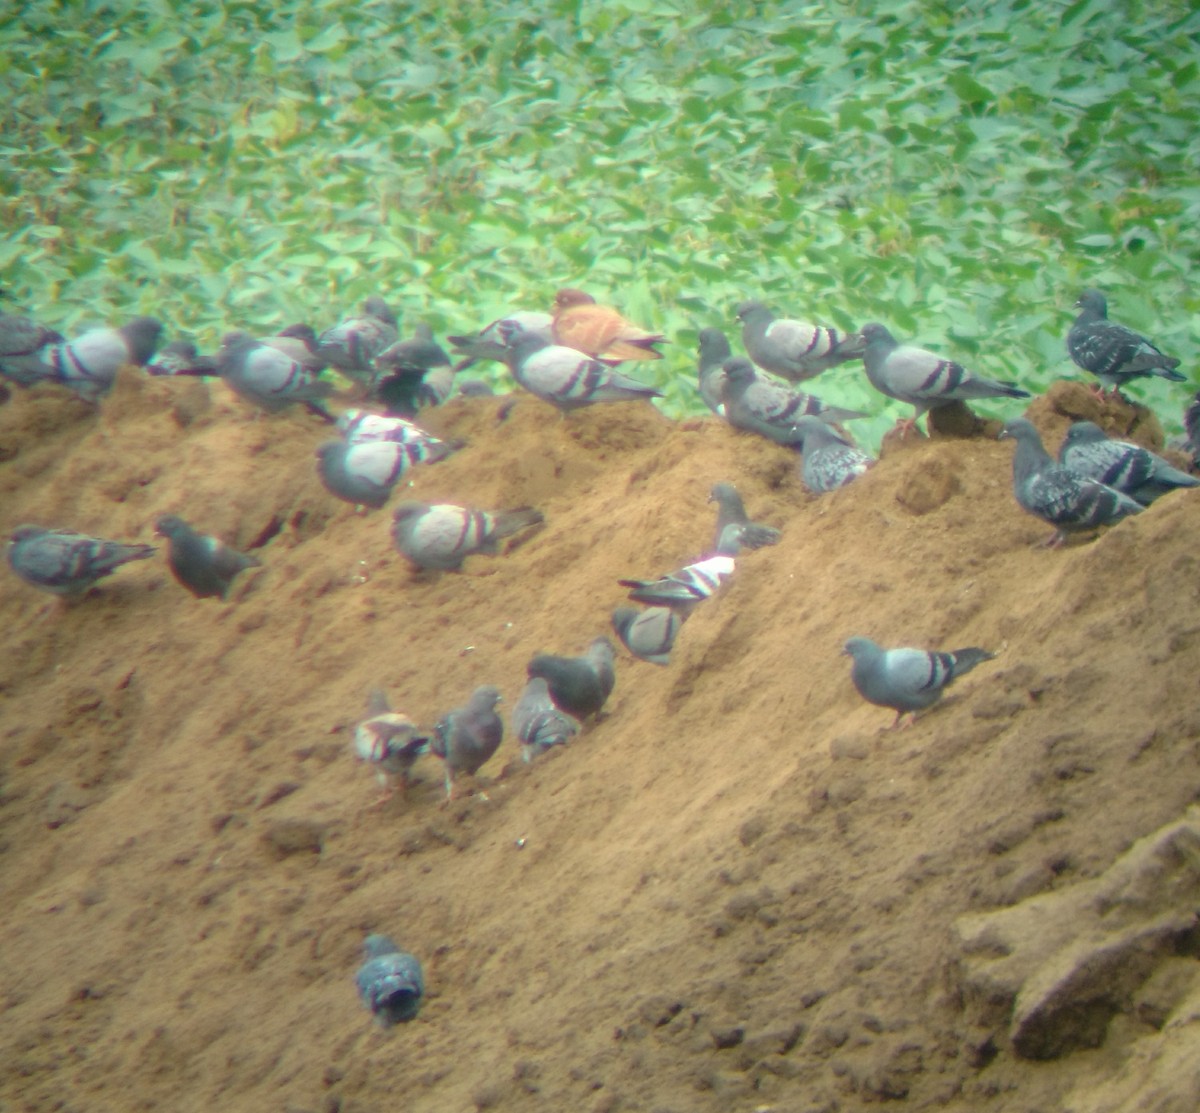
<box><xmin>2</xmin><ymin>1</ymin><xmax>1198</xmax><ymax>440</ymax></box>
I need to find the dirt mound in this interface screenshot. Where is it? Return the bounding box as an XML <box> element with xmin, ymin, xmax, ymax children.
<box><xmin>1</xmin><ymin>373</ymin><xmax>1198</xmax><ymax>1113</ymax></box>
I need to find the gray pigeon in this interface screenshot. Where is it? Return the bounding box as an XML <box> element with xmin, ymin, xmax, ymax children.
<box><xmin>525</xmin><ymin>636</ymin><xmax>616</xmax><ymax>720</ymax></box>
<box><xmin>505</xmin><ymin>332</ymin><xmax>662</xmax><ymax>412</ymax></box>
<box><xmin>336</xmin><ymin>408</ymin><xmax>462</xmax><ymax>454</ymax></box>
<box><xmin>316</xmin><ymin>296</ymin><xmax>398</xmax><ymax>379</ymax></box>
<box><xmin>316</xmin><ymin>437</ymin><xmax>456</xmax><ymax>509</ymax></box>
<box><xmin>696</xmin><ymin>327</ymin><xmax>733</xmax><ymax>416</ymax></box>
<box><xmin>860</xmin><ymin>322</ymin><xmax>1030</xmax><ymax>435</ymax></box>
<box><xmin>0</xmin><ymin>309</ymin><xmax>63</xmax><ymax>385</ymax></box>
<box><xmin>371</xmin><ymin>323</ymin><xmax>454</xmax><ymax>416</ymax></box>
<box><xmin>355</xmin><ymin>934</ymin><xmax>424</xmax><ymax>1026</ymax></box>
<box><xmin>1067</xmin><ymin>289</ymin><xmax>1184</xmax><ymax>396</ymax></box>
<box><xmin>512</xmin><ymin>677</ymin><xmax>582</xmax><ymax>762</ymax></box>
<box><xmin>8</xmin><ymin>525</ymin><xmax>156</xmax><ymax>596</ymax></box>
<box><xmin>1000</xmin><ymin>418</ymin><xmax>1143</xmax><ymax>546</ymax></box>
<box><xmin>428</xmin><ymin>685</ymin><xmax>504</xmax><ymax>798</ymax></box>
<box><xmin>145</xmin><ymin>339</ymin><xmax>218</xmax><ymax>378</ymax></box>
<box><xmin>155</xmin><ymin>514</ymin><xmax>260</xmax><ymax>599</ymax></box>
<box><xmin>260</xmin><ymin>325</ymin><xmax>327</xmax><ymax>374</ymax></box>
<box><xmin>1058</xmin><ymin>421</ymin><xmax>1199</xmax><ymax>506</ymax></box>
<box><xmin>737</xmin><ymin>300</ymin><xmax>866</xmax><ymax>383</ymax></box>
<box><xmin>391</xmin><ymin>501</ymin><xmax>543</xmax><ymax>571</ymax></box>
<box><xmin>719</xmin><ymin>358</ymin><xmax>866</xmax><ymax>445</ymax></box>
<box><xmin>618</xmin><ymin>523</ymin><xmax>743</xmax><ymax>612</ymax></box>
<box><xmin>16</xmin><ymin>317</ymin><xmax>163</xmax><ymax>400</ymax></box>
<box><xmin>217</xmin><ymin>332</ymin><xmax>335</xmax><ymax>416</ymax></box>
<box><xmin>791</xmin><ymin>416</ymin><xmax>875</xmax><ymax>494</ymax></box>
<box><xmin>611</xmin><ymin>605</ymin><xmax>682</xmax><ymax>667</ymax></box>
<box><xmin>449</xmin><ymin>311</ymin><xmax>554</xmax><ymax>374</ymax></box>
<box><xmin>708</xmin><ymin>482</ymin><xmax>780</xmax><ymax>550</ymax></box>
<box><xmin>843</xmin><ymin>636</ymin><xmax>995</xmax><ymax>729</ymax></box>
<box><xmin>353</xmin><ymin>690</ymin><xmax>429</xmax><ymax>801</ymax></box>
<box><xmin>1185</xmin><ymin>392</ymin><xmax>1200</xmax><ymax>467</ymax></box>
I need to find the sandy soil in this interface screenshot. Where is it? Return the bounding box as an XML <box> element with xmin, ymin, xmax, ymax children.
<box><xmin>1</xmin><ymin>370</ymin><xmax>1198</xmax><ymax>1113</ymax></box>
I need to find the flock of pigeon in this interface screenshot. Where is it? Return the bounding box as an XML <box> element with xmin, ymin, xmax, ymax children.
<box><xmin>2</xmin><ymin>284</ymin><xmax>1197</xmax><ymax>1027</ymax></box>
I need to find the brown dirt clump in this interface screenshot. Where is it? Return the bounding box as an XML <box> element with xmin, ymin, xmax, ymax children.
<box><xmin>2</xmin><ymin>373</ymin><xmax>1199</xmax><ymax>1113</ymax></box>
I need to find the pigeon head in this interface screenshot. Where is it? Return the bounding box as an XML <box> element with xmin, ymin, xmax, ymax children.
<box><xmin>467</xmin><ymin>685</ymin><xmax>503</xmax><ymax>713</ymax></box>
<box><xmin>708</xmin><ymin>481</ymin><xmax>741</xmax><ymax>507</ymax></box>
<box><xmin>504</xmin><ymin>329</ymin><xmax>551</xmax><ymax>362</ymax></box>
<box><xmin>553</xmin><ymin>288</ymin><xmax>595</xmax><ymax>310</ymax></box>
<box><xmin>314</xmin><ymin>441</ymin><xmax>344</xmax><ymax>462</ymax></box>
<box><xmin>9</xmin><ymin>524</ymin><xmax>46</xmax><ymax>544</ymax></box>
<box><xmin>842</xmin><ymin>636</ymin><xmax>881</xmax><ymax>661</ymax></box>
<box><xmin>277</xmin><ymin>322</ymin><xmax>318</xmax><ymax>346</ymax></box>
<box><xmin>154</xmin><ymin>514</ymin><xmax>188</xmax><ymax>539</ymax></box>
<box><xmin>363</xmin><ymin>296</ymin><xmax>397</xmax><ymax>327</ymax></box>
<box><xmin>734</xmin><ymin>300</ymin><xmax>770</xmax><ymax>323</ymax></box>
<box><xmin>697</xmin><ymin>327</ymin><xmax>731</xmax><ymax>357</ymax></box>
<box><xmin>720</xmin><ymin>358</ymin><xmax>757</xmax><ymax>386</ymax></box>
<box><xmin>1062</xmin><ymin>421</ymin><xmax>1107</xmax><ymax>448</ymax></box>
<box><xmin>1075</xmin><ymin>289</ymin><xmax>1107</xmax><ymax>315</ymax></box>
<box><xmin>122</xmin><ymin>317</ymin><xmax>164</xmax><ymax>363</ymax></box>
<box><xmin>362</xmin><ymin>933</ymin><xmax>402</xmax><ymax>960</ymax></box>
<box><xmin>998</xmin><ymin>418</ymin><xmax>1042</xmax><ymax>444</ymax></box>
<box><xmin>858</xmin><ymin>322</ymin><xmax>895</xmax><ymax>347</ymax></box>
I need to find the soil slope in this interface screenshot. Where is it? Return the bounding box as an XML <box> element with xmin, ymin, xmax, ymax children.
<box><xmin>1</xmin><ymin>372</ymin><xmax>1199</xmax><ymax>1113</ymax></box>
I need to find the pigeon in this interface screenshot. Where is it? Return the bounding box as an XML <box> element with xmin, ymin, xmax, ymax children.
<box><xmin>719</xmin><ymin>358</ymin><xmax>866</xmax><ymax>444</ymax></box>
<box><xmin>217</xmin><ymin>332</ymin><xmax>335</xmax><ymax>416</ymax></box>
<box><xmin>353</xmin><ymin>690</ymin><xmax>429</xmax><ymax>801</ymax></box>
<box><xmin>1058</xmin><ymin>421</ymin><xmax>1199</xmax><ymax>506</ymax></box>
<box><xmin>371</xmin><ymin>323</ymin><xmax>454</xmax><ymax>416</ymax></box>
<box><xmin>355</xmin><ymin>934</ymin><xmax>424</xmax><ymax>1026</ymax></box>
<box><xmin>1185</xmin><ymin>392</ymin><xmax>1200</xmax><ymax>467</ymax></box>
<box><xmin>618</xmin><ymin>524</ymin><xmax>743</xmax><ymax>612</ymax></box>
<box><xmin>154</xmin><ymin>514</ymin><xmax>260</xmax><ymax>599</ymax></box>
<box><xmin>17</xmin><ymin>317</ymin><xmax>163</xmax><ymax>400</ymax></box>
<box><xmin>261</xmin><ymin>325</ymin><xmax>327</xmax><ymax>373</ymax></box>
<box><xmin>696</xmin><ymin>327</ymin><xmax>733</xmax><ymax>416</ymax></box>
<box><xmin>791</xmin><ymin>416</ymin><xmax>875</xmax><ymax>494</ymax></box>
<box><xmin>1067</xmin><ymin>289</ymin><xmax>1184</xmax><ymax>396</ymax></box>
<box><xmin>611</xmin><ymin>606</ymin><xmax>682</xmax><ymax>666</ymax></box>
<box><xmin>860</xmin><ymin>322</ymin><xmax>1030</xmax><ymax>435</ymax></box>
<box><xmin>0</xmin><ymin>309</ymin><xmax>63</xmax><ymax>385</ymax></box>
<box><xmin>316</xmin><ymin>438</ymin><xmax>455</xmax><ymax>509</ymax></box>
<box><xmin>505</xmin><ymin>332</ymin><xmax>662</xmax><ymax>412</ymax></box>
<box><xmin>551</xmin><ymin>288</ymin><xmax>665</xmax><ymax>362</ymax></box>
<box><xmin>449</xmin><ymin>311</ymin><xmax>555</xmax><ymax>373</ymax></box>
<box><xmin>336</xmin><ymin>408</ymin><xmax>462</xmax><ymax>455</ymax></box>
<box><xmin>1000</xmin><ymin>418</ymin><xmax>1144</xmax><ymax>546</ymax></box>
<box><xmin>512</xmin><ymin>677</ymin><xmax>582</xmax><ymax>762</ymax></box>
<box><xmin>391</xmin><ymin>501</ymin><xmax>543</xmax><ymax>571</ymax></box>
<box><xmin>427</xmin><ymin>685</ymin><xmax>504</xmax><ymax>798</ymax></box>
<box><xmin>316</xmin><ymin>296</ymin><xmax>398</xmax><ymax>379</ymax></box>
<box><xmin>708</xmin><ymin>482</ymin><xmax>780</xmax><ymax>550</ymax></box>
<box><xmin>736</xmin><ymin>300</ymin><xmax>866</xmax><ymax>383</ymax></box>
<box><xmin>842</xmin><ymin>636</ymin><xmax>995</xmax><ymax>729</ymax></box>
<box><xmin>525</xmin><ymin>636</ymin><xmax>616</xmax><ymax>721</ymax></box>
<box><xmin>8</xmin><ymin>525</ymin><xmax>155</xmax><ymax>596</ymax></box>
<box><xmin>145</xmin><ymin>339</ymin><xmax>218</xmax><ymax>378</ymax></box>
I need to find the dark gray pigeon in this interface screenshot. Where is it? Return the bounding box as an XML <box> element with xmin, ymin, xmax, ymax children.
<box><xmin>353</xmin><ymin>690</ymin><xmax>429</xmax><ymax>801</ymax></box>
<box><xmin>217</xmin><ymin>332</ymin><xmax>335</xmax><ymax>416</ymax></box>
<box><xmin>719</xmin><ymin>358</ymin><xmax>866</xmax><ymax>444</ymax></box>
<box><xmin>355</xmin><ymin>934</ymin><xmax>424</xmax><ymax>1026</ymax></box>
<box><xmin>513</xmin><ymin>677</ymin><xmax>582</xmax><ymax>762</ymax></box>
<box><xmin>428</xmin><ymin>685</ymin><xmax>504</xmax><ymax>798</ymax></box>
<box><xmin>145</xmin><ymin>339</ymin><xmax>218</xmax><ymax>378</ymax></box>
<box><xmin>611</xmin><ymin>606</ymin><xmax>682</xmax><ymax>667</ymax></box>
<box><xmin>316</xmin><ymin>437</ymin><xmax>456</xmax><ymax>509</ymax></box>
<box><xmin>737</xmin><ymin>299</ymin><xmax>866</xmax><ymax>383</ymax></box>
<box><xmin>525</xmin><ymin>636</ymin><xmax>616</xmax><ymax>721</ymax></box>
<box><xmin>316</xmin><ymin>296</ymin><xmax>398</xmax><ymax>379</ymax></box>
<box><xmin>0</xmin><ymin>309</ymin><xmax>63</xmax><ymax>385</ymax></box>
<box><xmin>619</xmin><ymin>524</ymin><xmax>743</xmax><ymax>612</ymax></box>
<box><xmin>371</xmin><ymin>323</ymin><xmax>454</xmax><ymax>416</ymax></box>
<box><xmin>860</xmin><ymin>322</ymin><xmax>1030</xmax><ymax>435</ymax></box>
<box><xmin>1185</xmin><ymin>392</ymin><xmax>1200</xmax><ymax>467</ymax></box>
<box><xmin>843</xmin><ymin>636</ymin><xmax>995</xmax><ymax>729</ymax></box>
<box><xmin>505</xmin><ymin>332</ymin><xmax>662</xmax><ymax>412</ymax></box>
<box><xmin>1067</xmin><ymin>289</ymin><xmax>1183</xmax><ymax>396</ymax></box>
<box><xmin>791</xmin><ymin>416</ymin><xmax>875</xmax><ymax>494</ymax></box>
<box><xmin>1058</xmin><ymin>421</ymin><xmax>1199</xmax><ymax>506</ymax></box>
<box><xmin>696</xmin><ymin>327</ymin><xmax>733</xmax><ymax>416</ymax></box>
<box><xmin>8</xmin><ymin>525</ymin><xmax>155</xmax><ymax>596</ymax></box>
<box><xmin>391</xmin><ymin>501</ymin><xmax>543</xmax><ymax>571</ymax></box>
<box><xmin>17</xmin><ymin>317</ymin><xmax>163</xmax><ymax>400</ymax></box>
<box><xmin>155</xmin><ymin>514</ymin><xmax>260</xmax><ymax>599</ymax></box>
<box><xmin>708</xmin><ymin>482</ymin><xmax>780</xmax><ymax>550</ymax></box>
<box><xmin>449</xmin><ymin>311</ymin><xmax>554</xmax><ymax>374</ymax></box>
<box><xmin>1000</xmin><ymin>418</ymin><xmax>1143</xmax><ymax>546</ymax></box>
